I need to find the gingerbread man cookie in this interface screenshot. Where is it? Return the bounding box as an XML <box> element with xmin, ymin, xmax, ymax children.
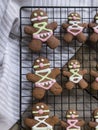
<box><xmin>61</xmin><ymin>110</ymin><xmax>85</xmax><ymax>130</ymax></box>
<box><xmin>62</xmin><ymin>12</ymin><xmax>87</xmax><ymax>43</ymax></box>
<box><xmin>24</xmin><ymin>9</ymin><xmax>60</xmax><ymax>52</ymax></box>
<box><xmin>89</xmin><ymin>108</ymin><xmax>98</xmax><ymax>130</ymax></box>
<box><xmin>89</xmin><ymin>13</ymin><xmax>98</xmax><ymax>43</ymax></box>
<box><xmin>63</xmin><ymin>60</ymin><xmax>88</xmax><ymax>90</ymax></box>
<box><xmin>24</xmin><ymin>102</ymin><xmax>59</xmax><ymax>130</ymax></box>
<box><xmin>90</xmin><ymin>64</ymin><xmax>98</xmax><ymax>90</ymax></box>
<box><xmin>26</xmin><ymin>57</ymin><xmax>62</xmax><ymax>99</ymax></box>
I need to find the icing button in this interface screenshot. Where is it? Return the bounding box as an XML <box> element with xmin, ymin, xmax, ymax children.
<box><xmin>39</xmin><ymin>63</ymin><xmax>44</xmax><ymax>68</ymax></box>
<box><xmin>96</xmin><ymin>77</ymin><xmax>98</xmax><ymax>82</ymax></box>
<box><xmin>38</xmin><ymin>109</ymin><xmax>44</xmax><ymax>114</ymax></box>
<box><xmin>37</xmin><ymin>16</ymin><xmax>41</xmax><ymax>21</ymax></box>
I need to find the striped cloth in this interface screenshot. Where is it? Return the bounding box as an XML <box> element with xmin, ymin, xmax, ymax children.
<box><xmin>0</xmin><ymin>0</ymin><xmax>98</xmax><ymax>130</ymax></box>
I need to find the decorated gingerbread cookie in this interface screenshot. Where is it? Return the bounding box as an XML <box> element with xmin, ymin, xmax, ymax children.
<box><xmin>24</xmin><ymin>102</ymin><xmax>59</xmax><ymax>130</ymax></box>
<box><xmin>90</xmin><ymin>64</ymin><xmax>98</xmax><ymax>90</ymax></box>
<box><xmin>62</xmin><ymin>12</ymin><xmax>87</xmax><ymax>43</ymax></box>
<box><xmin>63</xmin><ymin>60</ymin><xmax>88</xmax><ymax>89</ymax></box>
<box><xmin>89</xmin><ymin>13</ymin><xmax>98</xmax><ymax>43</ymax></box>
<box><xmin>89</xmin><ymin>108</ymin><xmax>98</xmax><ymax>130</ymax></box>
<box><xmin>26</xmin><ymin>57</ymin><xmax>62</xmax><ymax>99</ymax></box>
<box><xmin>61</xmin><ymin>110</ymin><xmax>85</xmax><ymax>130</ymax></box>
<box><xmin>24</xmin><ymin>9</ymin><xmax>60</xmax><ymax>52</ymax></box>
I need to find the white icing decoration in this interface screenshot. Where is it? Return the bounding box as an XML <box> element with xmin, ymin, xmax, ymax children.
<box><xmin>32</xmin><ymin>110</ymin><xmax>50</xmax><ymax>114</ymax></box>
<box><xmin>41</xmin><ymin>59</ymin><xmax>44</xmax><ymax>62</ymax></box>
<box><xmin>34</xmin><ymin>13</ymin><xmax>37</xmax><ymax>17</ymax></box>
<box><xmin>73</xmin><ymin>111</ymin><xmax>76</xmax><ymax>114</ymax></box>
<box><xmin>31</xmin><ymin>16</ymin><xmax>48</xmax><ymax>22</ymax></box>
<box><xmin>40</xmin><ymin>12</ymin><xmax>44</xmax><ymax>15</ymax></box>
<box><xmin>96</xmin><ymin>119</ymin><xmax>98</xmax><ymax>122</ymax></box>
<box><xmin>69</xmin><ymin>69</ymin><xmax>83</xmax><ymax>83</ymax></box>
<box><xmin>41</xmin><ymin>105</ymin><xmax>44</xmax><ymax>108</ymax></box>
<box><xmin>37</xmin><ymin>60</ymin><xmax>40</xmax><ymax>63</ymax></box>
<box><xmin>32</xmin><ymin>115</ymin><xmax>53</xmax><ymax>130</ymax></box>
<box><xmin>35</xmin><ymin>68</ymin><xmax>51</xmax><ymax>74</ymax></box>
<box><xmin>34</xmin><ymin>63</ymin><xmax>50</xmax><ymax>69</ymax></box>
<box><xmin>69</xmin><ymin>21</ymin><xmax>81</xmax><ymax>24</ymax></box>
<box><xmin>36</xmin><ymin>106</ymin><xmax>40</xmax><ymax>109</ymax></box>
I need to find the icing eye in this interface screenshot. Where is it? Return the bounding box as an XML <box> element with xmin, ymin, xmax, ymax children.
<box><xmin>70</xmin><ymin>111</ymin><xmax>72</xmax><ymax>114</ymax></box>
<box><xmin>75</xmin><ymin>14</ymin><xmax>78</xmax><ymax>16</ymax></box>
<box><xmin>36</xmin><ymin>106</ymin><xmax>40</xmax><ymax>109</ymax></box>
<box><xmin>71</xmin><ymin>62</ymin><xmax>73</xmax><ymax>65</ymax></box>
<box><xmin>75</xmin><ymin>62</ymin><xmax>77</xmax><ymax>64</ymax></box>
<box><xmin>36</xmin><ymin>60</ymin><xmax>40</xmax><ymax>63</ymax></box>
<box><xmin>73</xmin><ymin>111</ymin><xmax>76</xmax><ymax>114</ymax></box>
<box><xmin>40</xmin><ymin>12</ymin><xmax>44</xmax><ymax>16</ymax></box>
<box><xmin>34</xmin><ymin>13</ymin><xmax>37</xmax><ymax>17</ymax></box>
<box><xmin>71</xmin><ymin>14</ymin><xmax>74</xmax><ymax>16</ymax></box>
<box><xmin>41</xmin><ymin>105</ymin><xmax>44</xmax><ymax>108</ymax></box>
<box><xmin>41</xmin><ymin>59</ymin><xmax>44</xmax><ymax>62</ymax></box>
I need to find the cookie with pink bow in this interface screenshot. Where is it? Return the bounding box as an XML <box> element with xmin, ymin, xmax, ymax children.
<box><xmin>26</xmin><ymin>57</ymin><xmax>62</xmax><ymax>99</ymax></box>
<box><xmin>89</xmin><ymin>13</ymin><xmax>98</xmax><ymax>43</ymax></box>
<box><xmin>24</xmin><ymin>9</ymin><xmax>60</xmax><ymax>52</ymax></box>
<box><xmin>62</xmin><ymin>12</ymin><xmax>87</xmax><ymax>43</ymax></box>
<box><xmin>90</xmin><ymin>64</ymin><xmax>98</xmax><ymax>90</ymax></box>
<box><xmin>63</xmin><ymin>60</ymin><xmax>88</xmax><ymax>90</ymax></box>
<box><xmin>60</xmin><ymin>110</ymin><xmax>85</xmax><ymax>130</ymax></box>
<box><xmin>24</xmin><ymin>102</ymin><xmax>59</xmax><ymax>130</ymax></box>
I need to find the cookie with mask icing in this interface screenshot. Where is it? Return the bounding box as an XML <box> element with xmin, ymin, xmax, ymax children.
<box><xmin>63</xmin><ymin>60</ymin><xmax>88</xmax><ymax>89</ymax></box>
<box><xmin>89</xmin><ymin>13</ymin><xmax>98</xmax><ymax>43</ymax></box>
<box><xmin>24</xmin><ymin>102</ymin><xmax>59</xmax><ymax>130</ymax></box>
<box><xmin>89</xmin><ymin>108</ymin><xmax>98</xmax><ymax>130</ymax></box>
<box><xmin>90</xmin><ymin>64</ymin><xmax>98</xmax><ymax>90</ymax></box>
<box><xmin>62</xmin><ymin>12</ymin><xmax>87</xmax><ymax>43</ymax></box>
<box><xmin>24</xmin><ymin>9</ymin><xmax>60</xmax><ymax>52</ymax></box>
<box><xmin>26</xmin><ymin>57</ymin><xmax>62</xmax><ymax>99</ymax></box>
<box><xmin>61</xmin><ymin>110</ymin><xmax>85</xmax><ymax>130</ymax></box>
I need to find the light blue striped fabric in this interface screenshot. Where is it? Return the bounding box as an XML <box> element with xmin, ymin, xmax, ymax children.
<box><xmin>0</xmin><ymin>0</ymin><xmax>98</xmax><ymax>130</ymax></box>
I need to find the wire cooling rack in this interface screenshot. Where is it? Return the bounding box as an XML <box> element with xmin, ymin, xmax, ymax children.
<box><xmin>20</xmin><ymin>6</ymin><xmax>98</xmax><ymax>130</ymax></box>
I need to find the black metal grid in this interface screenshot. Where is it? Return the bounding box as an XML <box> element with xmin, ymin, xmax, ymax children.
<box><xmin>20</xmin><ymin>6</ymin><xmax>98</xmax><ymax>130</ymax></box>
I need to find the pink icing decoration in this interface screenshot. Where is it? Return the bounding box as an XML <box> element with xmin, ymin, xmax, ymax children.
<box><xmin>35</xmin><ymin>80</ymin><xmax>56</xmax><ymax>90</ymax></box>
<box><xmin>39</xmin><ymin>63</ymin><xmax>44</xmax><ymax>68</ymax></box>
<box><xmin>93</xmin><ymin>26</ymin><xmax>98</xmax><ymax>34</ymax></box>
<box><xmin>38</xmin><ymin>109</ymin><xmax>44</xmax><ymax>114</ymax></box>
<box><xmin>67</xmin><ymin>28</ymin><xmax>83</xmax><ymax>36</ymax></box>
<box><xmin>96</xmin><ymin>77</ymin><xmax>98</xmax><ymax>82</ymax></box>
<box><xmin>73</xmin><ymin>16</ymin><xmax>76</xmax><ymax>20</ymax></box>
<box><xmin>73</xmin><ymin>64</ymin><xmax>77</xmax><ymax>69</ymax></box>
<box><xmin>37</xmin><ymin>16</ymin><xmax>42</xmax><ymax>21</ymax></box>
<box><xmin>33</xmin><ymin>31</ymin><xmax>53</xmax><ymax>42</ymax></box>
<box><xmin>71</xmin><ymin>114</ymin><xmax>75</xmax><ymax>119</ymax></box>
<box><xmin>67</xmin><ymin>119</ymin><xmax>80</xmax><ymax>130</ymax></box>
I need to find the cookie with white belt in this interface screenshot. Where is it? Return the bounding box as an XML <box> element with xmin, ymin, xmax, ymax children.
<box><xmin>89</xmin><ymin>13</ymin><xmax>98</xmax><ymax>43</ymax></box>
<box><xmin>24</xmin><ymin>102</ymin><xmax>59</xmax><ymax>130</ymax></box>
<box><xmin>61</xmin><ymin>110</ymin><xmax>85</xmax><ymax>130</ymax></box>
<box><xmin>89</xmin><ymin>108</ymin><xmax>98</xmax><ymax>130</ymax></box>
<box><xmin>26</xmin><ymin>57</ymin><xmax>62</xmax><ymax>99</ymax></box>
<box><xmin>63</xmin><ymin>60</ymin><xmax>88</xmax><ymax>90</ymax></box>
<box><xmin>62</xmin><ymin>12</ymin><xmax>87</xmax><ymax>43</ymax></box>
